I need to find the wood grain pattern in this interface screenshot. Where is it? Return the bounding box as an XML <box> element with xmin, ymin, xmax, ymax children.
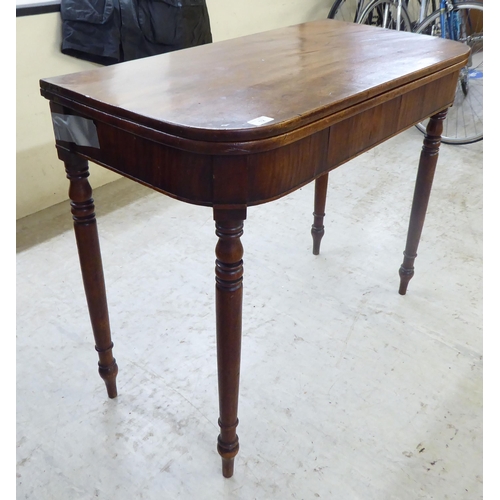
<box><xmin>40</xmin><ymin>20</ymin><xmax>469</xmax><ymax>145</ymax></box>
<box><xmin>46</xmin><ymin>69</ymin><xmax>459</xmax><ymax>209</ymax></box>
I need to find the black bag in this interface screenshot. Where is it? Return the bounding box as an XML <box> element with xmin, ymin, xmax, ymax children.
<box><xmin>60</xmin><ymin>0</ymin><xmax>212</xmax><ymax>65</ymax></box>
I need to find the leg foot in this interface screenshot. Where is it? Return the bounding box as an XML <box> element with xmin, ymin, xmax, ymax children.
<box><xmin>398</xmin><ymin>252</ymin><xmax>416</xmax><ymax>296</ymax></box>
<box><xmin>217</xmin><ymin>430</ymin><xmax>239</xmax><ymax>478</ymax></box>
<box><xmin>221</xmin><ymin>457</ymin><xmax>235</xmax><ymax>478</ymax></box>
<box><xmin>96</xmin><ymin>345</ymin><xmax>119</xmax><ymax>398</ymax></box>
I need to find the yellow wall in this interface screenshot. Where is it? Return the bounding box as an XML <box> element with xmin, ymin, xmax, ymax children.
<box><xmin>16</xmin><ymin>13</ymin><xmax>119</xmax><ymax>220</ymax></box>
<box><xmin>16</xmin><ymin>1</ymin><xmax>332</xmax><ymax>219</ymax></box>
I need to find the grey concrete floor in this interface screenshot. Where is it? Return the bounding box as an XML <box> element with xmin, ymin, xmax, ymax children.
<box><xmin>16</xmin><ymin>127</ymin><xmax>482</xmax><ymax>499</ymax></box>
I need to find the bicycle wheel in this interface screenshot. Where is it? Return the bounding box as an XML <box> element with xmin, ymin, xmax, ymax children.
<box><xmin>410</xmin><ymin>0</ymin><xmax>439</xmax><ymax>26</ymax></box>
<box><xmin>414</xmin><ymin>2</ymin><xmax>483</xmax><ymax>144</ymax></box>
<box><xmin>328</xmin><ymin>0</ymin><xmax>367</xmax><ymax>23</ymax></box>
<box><xmin>357</xmin><ymin>0</ymin><xmax>412</xmax><ymax>31</ymax></box>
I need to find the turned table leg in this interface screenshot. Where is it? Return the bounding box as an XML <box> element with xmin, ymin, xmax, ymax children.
<box><xmin>213</xmin><ymin>208</ymin><xmax>245</xmax><ymax>478</ymax></box>
<box><xmin>63</xmin><ymin>152</ymin><xmax>118</xmax><ymax>397</ymax></box>
<box><xmin>311</xmin><ymin>173</ymin><xmax>329</xmax><ymax>255</ymax></box>
<box><xmin>399</xmin><ymin>109</ymin><xmax>448</xmax><ymax>295</ymax></box>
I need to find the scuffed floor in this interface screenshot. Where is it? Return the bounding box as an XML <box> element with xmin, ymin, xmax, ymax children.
<box><xmin>17</xmin><ymin>127</ymin><xmax>482</xmax><ymax>499</ymax></box>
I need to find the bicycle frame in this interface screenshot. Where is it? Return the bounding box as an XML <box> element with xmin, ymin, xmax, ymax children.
<box><xmin>440</xmin><ymin>0</ymin><xmax>455</xmax><ymax>40</ymax></box>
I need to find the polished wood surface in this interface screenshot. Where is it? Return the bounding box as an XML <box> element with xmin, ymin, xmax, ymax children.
<box><xmin>40</xmin><ymin>19</ymin><xmax>469</xmax><ymax>478</ymax></box>
<box><xmin>40</xmin><ymin>20</ymin><xmax>467</xmax><ymax>145</ymax></box>
<box><xmin>41</xmin><ymin>20</ymin><xmax>468</xmax><ymax>210</ymax></box>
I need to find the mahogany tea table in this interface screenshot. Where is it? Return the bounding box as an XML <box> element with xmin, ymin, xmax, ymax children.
<box><xmin>40</xmin><ymin>20</ymin><xmax>470</xmax><ymax>478</ymax></box>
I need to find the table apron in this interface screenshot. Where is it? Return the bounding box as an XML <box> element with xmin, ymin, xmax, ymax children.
<box><xmin>52</xmin><ymin>70</ymin><xmax>458</xmax><ymax>207</ymax></box>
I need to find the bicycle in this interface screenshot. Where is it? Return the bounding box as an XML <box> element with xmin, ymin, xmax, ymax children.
<box><xmin>328</xmin><ymin>0</ymin><xmax>435</xmax><ymax>28</ymax></box>
<box><xmin>414</xmin><ymin>0</ymin><xmax>483</xmax><ymax>144</ymax></box>
<box><xmin>327</xmin><ymin>0</ymin><xmax>483</xmax><ymax>144</ymax></box>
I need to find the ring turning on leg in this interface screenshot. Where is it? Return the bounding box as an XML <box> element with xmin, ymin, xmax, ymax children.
<box><xmin>311</xmin><ymin>173</ymin><xmax>329</xmax><ymax>255</ymax></box>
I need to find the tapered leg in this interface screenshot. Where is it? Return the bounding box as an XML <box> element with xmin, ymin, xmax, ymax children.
<box><xmin>214</xmin><ymin>208</ymin><xmax>245</xmax><ymax>478</ymax></box>
<box><xmin>64</xmin><ymin>153</ymin><xmax>118</xmax><ymax>397</ymax></box>
<box><xmin>311</xmin><ymin>173</ymin><xmax>329</xmax><ymax>255</ymax></box>
<box><xmin>399</xmin><ymin>109</ymin><xmax>448</xmax><ymax>295</ymax></box>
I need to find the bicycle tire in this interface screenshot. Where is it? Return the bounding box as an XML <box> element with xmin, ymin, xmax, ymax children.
<box><xmin>328</xmin><ymin>0</ymin><xmax>366</xmax><ymax>23</ymax></box>
<box><xmin>357</xmin><ymin>0</ymin><xmax>412</xmax><ymax>31</ymax></box>
<box><xmin>407</xmin><ymin>0</ymin><xmax>439</xmax><ymax>28</ymax></box>
<box><xmin>414</xmin><ymin>2</ymin><xmax>483</xmax><ymax>144</ymax></box>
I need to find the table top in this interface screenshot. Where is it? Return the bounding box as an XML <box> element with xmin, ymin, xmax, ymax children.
<box><xmin>40</xmin><ymin>20</ymin><xmax>469</xmax><ymax>145</ymax></box>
